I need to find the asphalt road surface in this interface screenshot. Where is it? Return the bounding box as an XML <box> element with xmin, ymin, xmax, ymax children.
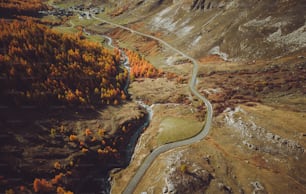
<box><xmin>92</xmin><ymin>16</ymin><xmax>213</xmax><ymax>194</ymax></box>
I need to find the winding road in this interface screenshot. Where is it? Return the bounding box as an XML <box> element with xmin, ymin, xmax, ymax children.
<box><xmin>91</xmin><ymin>16</ymin><xmax>213</xmax><ymax>194</ymax></box>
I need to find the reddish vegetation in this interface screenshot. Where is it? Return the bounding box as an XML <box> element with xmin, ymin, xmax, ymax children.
<box><xmin>0</xmin><ymin>1</ymin><xmax>172</xmax><ymax>193</ymax></box>
<box><xmin>54</xmin><ymin>161</ymin><xmax>61</xmax><ymax>170</ymax></box>
<box><xmin>33</xmin><ymin>178</ymin><xmax>53</xmax><ymax>193</ymax></box>
<box><xmin>125</xmin><ymin>49</ymin><xmax>162</xmax><ymax>78</ymax></box>
<box><xmin>51</xmin><ymin>173</ymin><xmax>64</xmax><ymax>184</ymax></box>
<box><xmin>69</xmin><ymin>135</ymin><xmax>78</xmax><ymax>142</ymax></box>
<box><xmin>136</xmin><ymin>39</ymin><xmax>161</xmax><ymax>56</ymax></box>
<box><xmin>109</xmin><ymin>26</ymin><xmax>162</xmax><ymax>56</ymax></box>
<box><xmin>199</xmin><ymin>55</ymin><xmax>225</xmax><ymax>63</ymax></box>
<box><xmin>0</xmin><ymin>19</ymin><xmax>128</xmax><ymax>106</ymax></box>
<box><xmin>33</xmin><ymin>173</ymin><xmax>73</xmax><ymax>193</ymax></box>
<box><xmin>85</xmin><ymin>128</ymin><xmax>92</xmax><ymax>136</ymax></box>
<box><xmin>199</xmin><ymin>54</ymin><xmax>306</xmax><ymax>114</ymax></box>
<box><xmin>57</xmin><ymin>186</ymin><xmax>74</xmax><ymax>194</ymax></box>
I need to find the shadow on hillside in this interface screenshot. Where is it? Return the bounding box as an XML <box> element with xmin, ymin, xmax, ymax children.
<box><xmin>0</xmin><ymin>103</ymin><xmax>102</xmax><ymax>126</ymax></box>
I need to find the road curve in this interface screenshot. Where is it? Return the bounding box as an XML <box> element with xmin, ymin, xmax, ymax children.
<box><xmin>92</xmin><ymin>16</ymin><xmax>213</xmax><ymax>194</ymax></box>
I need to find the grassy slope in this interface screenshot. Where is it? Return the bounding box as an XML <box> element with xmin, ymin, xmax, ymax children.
<box><xmin>157</xmin><ymin>117</ymin><xmax>202</xmax><ymax>145</ymax></box>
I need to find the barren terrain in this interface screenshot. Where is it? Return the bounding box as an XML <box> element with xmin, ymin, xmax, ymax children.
<box><xmin>100</xmin><ymin>0</ymin><xmax>306</xmax><ymax>193</ymax></box>
<box><xmin>1</xmin><ymin>0</ymin><xmax>305</xmax><ymax>193</ymax></box>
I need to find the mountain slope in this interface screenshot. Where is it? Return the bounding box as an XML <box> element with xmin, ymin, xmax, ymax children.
<box><xmin>108</xmin><ymin>0</ymin><xmax>306</xmax><ymax>60</ymax></box>
<box><xmin>99</xmin><ymin>0</ymin><xmax>306</xmax><ymax>193</ymax></box>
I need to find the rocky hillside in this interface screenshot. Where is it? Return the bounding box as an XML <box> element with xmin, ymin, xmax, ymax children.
<box><xmin>1</xmin><ymin>0</ymin><xmax>304</xmax><ymax>193</ymax></box>
<box><xmin>106</xmin><ymin>0</ymin><xmax>306</xmax><ymax>60</ymax></box>
<box><xmin>98</xmin><ymin>0</ymin><xmax>306</xmax><ymax>193</ymax></box>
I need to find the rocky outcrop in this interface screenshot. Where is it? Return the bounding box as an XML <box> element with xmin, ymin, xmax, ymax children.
<box><xmin>163</xmin><ymin>151</ymin><xmax>214</xmax><ymax>194</ymax></box>
<box><xmin>143</xmin><ymin>0</ymin><xmax>306</xmax><ymax>60</ymax></box>
<box><xmin>224</xmin><ymin>106</ymin><xmax>304</xmax><ymax>156</ymax></box>
<box><xmin>191</xmin><ymin>0</ymin><xmax>229</xmax><ymax>11</ymax></box>
<box><xmin>251</xmin><ymin>181</ymin><xmax>266</xmax><ymax>194</ymax></box>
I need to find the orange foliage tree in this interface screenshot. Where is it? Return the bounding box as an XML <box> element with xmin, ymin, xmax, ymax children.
<box><xmin>125</xmin><ymin>49</ymin><xmax>162</xmax><ymax>79</ymax></box>
<box><xmin>0</xmin><ymin>20</ymin><xmax>128</xmax><ymax>107</ymax></box>
<box><xmin>33</xmin><ymin>178</ymin><xmax>53</xmax><ymax>193</ymax></box>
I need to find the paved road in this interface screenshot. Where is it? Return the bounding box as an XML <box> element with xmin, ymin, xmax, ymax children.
<box><xmin>92</xmin><ymin>16</ymin><xmax>213</xmax><ymax>194</ymax></box>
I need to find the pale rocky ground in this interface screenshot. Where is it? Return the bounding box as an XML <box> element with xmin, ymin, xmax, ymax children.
<box><xmin>111</xmin><ymin>61</ymin><xmax>306</xmax><ymax>193</ymax></box>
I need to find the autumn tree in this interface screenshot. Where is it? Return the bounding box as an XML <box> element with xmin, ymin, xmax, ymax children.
<box><xmin>124</xmin><ymin>49</ymin><xmax>162</xmax><ymax>78</ymax></box>
<box><xmin>0</xmin><ymin>19</ymin><xmax>129</xmax><ymax>107</ymax></box>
